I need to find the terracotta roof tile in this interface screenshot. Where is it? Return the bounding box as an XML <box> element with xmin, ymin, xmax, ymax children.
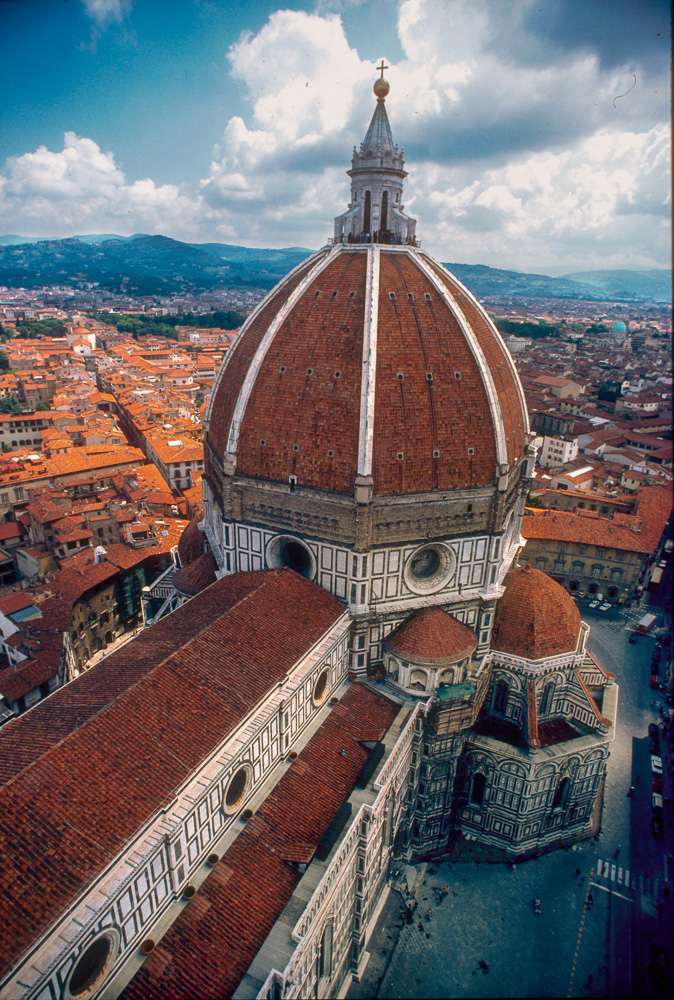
<box><xmin>385</xmin><ymin>607</ymin><xmax>477</xmax><ymax>664</ymax></box>
<box><xmin>522</xmin><ymin>509</ymin><xmax>650</xmax><ymax>554</ymax></box>
<box><xmin>0</xmin><ymin>570</ymin><xmax>345</xmax><ymax>974</ymax></box>
<box><xmin>172</xmin><ymin>554</ymin><xmax>217</xmax><ymax>597</ymax></box>
<box><xmin>492</xmin><ymin>564</ymin><xmax>581</xmax><ymax>659</ymax></box>
<box><xmin>121</xmin><ymin>683</ymin><xmax>399</xmax><ymax>1000</ymax></box>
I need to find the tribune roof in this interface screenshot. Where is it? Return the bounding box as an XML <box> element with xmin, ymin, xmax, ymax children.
<box><xmin>491</xmin><ymin>565</ymin><xmax>581</xmax><ymax>659</ymax></box>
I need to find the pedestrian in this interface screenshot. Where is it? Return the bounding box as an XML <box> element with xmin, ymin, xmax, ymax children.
<box><xmin>613</xmin><ymin>846</ymin><xmax>620</xmax><ymax>859</ymax></box>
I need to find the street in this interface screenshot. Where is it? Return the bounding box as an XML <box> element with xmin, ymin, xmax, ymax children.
<box><xmin>349</xmin><ymin>596</ymin><xmax>672</xmax><ymax>999</ymax></box>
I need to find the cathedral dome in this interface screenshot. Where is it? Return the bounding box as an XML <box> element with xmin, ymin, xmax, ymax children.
<box><xmin>491</xmin><ymin>565</ymin><xmax>581</xmax><ymax>660</ymax></box>
<box><xmin>205</xmin><ymin>245</ymin><xmax>528</xmax><ymax>497</ymax></box>
<box><xmin>385</xmin><ymin>607</ymin><xmax>477</xmax><ymax>665</ymax></box>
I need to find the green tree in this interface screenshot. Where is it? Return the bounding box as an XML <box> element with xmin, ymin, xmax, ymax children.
<box><xmin>0</xmin><ymin>350</ymin><xmax>9</xmax><ymax>372</ymax></box>
<box><xmin>35</xmin><ymin>400</ymin><xmax>50</xmax><ymax>411</ymax></box>
<box><xmin>0</xmin><ymin>396</ymin><xmax>22</xmax><ymax>414</ymax></box>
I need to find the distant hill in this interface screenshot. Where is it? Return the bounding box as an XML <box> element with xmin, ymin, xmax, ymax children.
<box><xmin>0</xmin><ymin>235</ymin><xmax>313</xmax><ymax>294</ymax></box>
<box><xmin>441</xmin><ymin>262</ymin><xmax>605</xmax><ymax>302</ymax></box>
<box><xmin>0</xmin><ymin>233</ymin><xmax>131</xmax><ymax>246</ymax></box>
<box><xmin>563</xmin><ymin>269</ymin><xmax>671</xmax><ymax>304</ymax></box>
<box><xmin>0</xmin><ymin>233</ymin><xmax>669</xmax><ymax>302</ymax></box>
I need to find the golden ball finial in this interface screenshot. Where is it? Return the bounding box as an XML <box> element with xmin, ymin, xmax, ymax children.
<box><xmin>374</xmin><ymin>77</ymin><xmax>390</xmax><ymax>100</ymax></box>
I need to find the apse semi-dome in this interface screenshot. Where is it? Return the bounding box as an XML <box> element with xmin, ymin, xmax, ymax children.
<box><xmin>205</xmin><ymin>245</ymin><xmax>528</xmax><ymax>496</ymax></box>
<box><xmin>491</xmin><ymin>565</ymin><xmax>581</xmax><ymax>660</ymax></box>
<box><xmin>384</xmin><ymin>607</ymin><xmax>478</xmax><ymax>665</ymax></box>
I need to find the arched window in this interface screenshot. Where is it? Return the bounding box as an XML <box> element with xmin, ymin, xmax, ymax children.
<box><xmin>470</xmin><ymin>772</ymin><xmax>486</xmax><ymax>806</ymax></box>
<box><xmin>493</xmin><ymin>678</ymin><xmax>508</xmax><ymax>715</ymax></box>
<box><xmin>363</xmin><ymin>190</ymin><xmax>371</xmax><ymax>233</ymax></box>
<box><xmin>552</xmin><ymin>776</ymin><xmax>570</xmax><ymax>810</ymax></box>
<box><xmin>381</xmin><ymin>190</ymin><xmax>389</xmax><ymax>230</ymax></box>
<box><xmin>318</xmin><ymin>924</ymin><xmax>333</xmax><ymax>980</ymax></box>
<box><xmin>540</xmin><ymin>681</ymin><xmax>555</xmax><ymax>717</ymax></box>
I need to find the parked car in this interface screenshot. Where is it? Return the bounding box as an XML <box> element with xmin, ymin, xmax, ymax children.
<box><xmin>650</xmin><ymin>674</ymin><xmax>660</xmax><ymax>689</ymax></box>
<box><xmin>629</xmin><ymin>632</ymin><xmax>638</xmax><ymax>643</ymax></box>
<box><xmin>652</xmin><ymin>814</ymin><xmax>664</xmax><ymax>839</ymax></box>
<box><xmin>651</xmin><ymin>755</ymin><xmax>663</xmax><ymax>776</ymax></box>
<box><xmin>649</xmin><ymin>722</ymin><xmax>660</xmax><ymax>742</ymax></box>
<box><xmin>652</xmin><ymin>647</ymin><xmax>662</xmax><ymax>664</ymax></box>
<box><xmin>599</xmin><ymin>602</ymin><xmax>611</xmax><ymax>611</ymax></box>
<box><xmin>577</xmin><ymin>591</ymin><xmax>586</xmax><ymax>599</ymax></box>
<box><xmin>649</xmin><ymin>736</ymin><xmax>660</xmax><ymax>754</ymax></box>
<box><xmin>589</xmin><ymin>599</ymin><xmax>600</xmax><ymax>608</ymax></box>
<box><xmin>652</xmin><ymin>775</ymin><xmax>662</xmax><ymax>792</ymax></box>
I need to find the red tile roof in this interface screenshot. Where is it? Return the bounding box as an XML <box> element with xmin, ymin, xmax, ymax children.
<box><xmin>385</xmin><ymin>607</ymin><xmax>477</xmax><ymax>664</ymax></box>
<box><xmin>491</xmin><ymin>565</ymin><xmax>581</xmax><ymax>659</ymax></box>
<box><xmin>0</xmin><ymin>570</ymin><xmax>345</xmax><ymax>975</ymax></box>
<box><xmin>121</xmin><ymin>683</ymin><xmax>399</xmax><ymax>1000</ymax></box>
<box><xmin>522</xmin><ymin>509</ymin><xmax>650</xmax><ymax>554</ymax></box>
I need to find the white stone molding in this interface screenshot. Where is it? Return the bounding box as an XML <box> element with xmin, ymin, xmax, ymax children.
<box><xmin>357</xmin><ymin>244</ymin><xmax>380</xmax><ymax>478</ymax></box>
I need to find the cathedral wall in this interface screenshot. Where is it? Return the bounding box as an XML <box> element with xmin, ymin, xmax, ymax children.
<box><xmin>3</xmin><ymin>620</ymin><xmax>351</xmax><ymax>1000</ymax></box>
<box><xmin>210</xmin><ymin>516</ymin><xmax>518</xmax><ymax>649</ymax></box>
<box><xmin>457</xmin><ymin>743</ymin><xmax>609</xmax><ymax>855</ymax></box>
<box><xmin>257</xmin><ymin>704</ymin><xmax>426</xmax><ymax>1000</ymax></box>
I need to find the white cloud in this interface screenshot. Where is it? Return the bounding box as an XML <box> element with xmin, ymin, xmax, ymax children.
<box><xmin>81</xmin><ymin>0</ymin><xmax>134</xmax><ymax>27</ymax></box>
<box><xmin>1</xmin><ymin>0</ymin><xmax>670</xmax><ymax>271</ymax></box>
<box><xmin>0</xmin><ymin>133</ymin><xmax>199</xmax><ymax>238</ymax></box>
<box><xmin>417</xmin><ymin>124</ymin><xmax>671</xmax><ymax>271</ymax></box>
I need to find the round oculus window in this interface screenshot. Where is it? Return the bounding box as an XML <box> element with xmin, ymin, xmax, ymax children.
<box><xmin>223</xmin><ymin>766</ymin><xmax>250</xmax><ymax>814</ymax></box>
<box><xmin>67</xmin><ymin>931</ymin><xmax>119</xmax><ymax>998</ymax></box>
<box><xmin>266</xmin><ymin>535</ymin><xmax>316</xmax><ymax>580</ymax></box>
<box><xmin>312</xmin><ymin>668</ymin><xmax>329</xmax><ymax>706</ymax></box>
<box><xmin>403</xmin><ymin>543</ymin><xmax>456</xmax><ymax>595</ymax></box>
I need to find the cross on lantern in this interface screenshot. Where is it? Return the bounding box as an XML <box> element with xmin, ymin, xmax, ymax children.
<box><xmin>377</xmin><ymin>60</ymin><xmax>388</xmax><ymax>78</ymax></box>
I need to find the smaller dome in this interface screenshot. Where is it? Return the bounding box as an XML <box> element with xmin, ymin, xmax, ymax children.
<box><xmin>385</xmin><ymin>607</ymin><xmax>478</xmax><ymax>666</ymax></box>
<box><xmin>177</xmin><ymin>515</ymin><xmax>204</xmax><ymax>566</ymax></box>
<box><xmin>491</xmin><ymin>565</ymin><xmax>581</xmax><ymax>660</ymax></box>
<box><xmin>611</xmin><ymin>321</ymin><xmax>627</xmax><ymax>333</ymax></box>
<box><xmin>173</xmin><ymin>554</ymin><xmax>217</xmax><ymax>598</ymax></box>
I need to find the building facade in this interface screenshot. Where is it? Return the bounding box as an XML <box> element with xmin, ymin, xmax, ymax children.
<box><xmin>0</xmin><ymin>73</ymin><xmax>617</xmax><ymax>1000</ymax></box>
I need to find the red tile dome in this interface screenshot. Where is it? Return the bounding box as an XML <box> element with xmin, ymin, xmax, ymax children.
<box><xmin>204</xmin><ymin>243</ymin><xmax>528</xmax><ymax>498</ymax></box>
<box><xmin>384</xmin><ymin>607</ymin><xmax>478</xmax><ymax>665</ymax></box>
<box><xmin>173</xmin><ymin>554</ymin><xmax>217</xmax><ymax>598</ymax></box>
<box><xmin>177</xmin><ymin>515</ymin><xmax>204</xmax><ymax>566</ymax></box>
<box><xmin>491</xmin><ymin>565</ymin><xmax>581</xmax><ymax>660</ymax></box>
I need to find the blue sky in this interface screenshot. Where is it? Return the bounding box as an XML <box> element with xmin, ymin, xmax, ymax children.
<box><xmin>0</xmin><ymin>0</ymin><xmax>670</xmax><ymax>273</ymax></box>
